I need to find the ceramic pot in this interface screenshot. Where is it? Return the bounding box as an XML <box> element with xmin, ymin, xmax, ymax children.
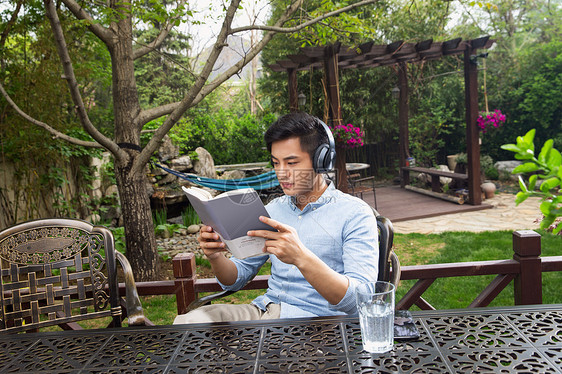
<box><xmin>481</xmin><ymin>181</ymin><xmax>496</xmax><ymax>199</ymax></box>
<box><xmin>447</xmin><ymin>155</ymin><xmax>458</xmax><ymax>172</ymax></box>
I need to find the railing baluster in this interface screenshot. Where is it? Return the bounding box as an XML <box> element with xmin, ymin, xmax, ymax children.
<box><xmin>469</xmin><ymin>274</ymin><xmax>515</xmax><ymax>308</ymax></box>
<box><xmin>397</xmin><ymin>278</ymin><xmax>435</xmax><ymax>310</ymax></box>
<box><xmin>415</xmin><ymin>297</ymin><xmax>435</xmax><ymax>310</ymax></box>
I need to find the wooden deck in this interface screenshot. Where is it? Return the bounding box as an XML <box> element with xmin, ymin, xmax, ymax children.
<box><xmin>359</xmin><ymin>185</ymin><xmax>492</xmax><ymax>222</ymax></box>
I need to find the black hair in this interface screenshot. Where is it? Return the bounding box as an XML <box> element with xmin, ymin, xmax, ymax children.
<box><xmin>264</xmin><ymin>112</ymin><xmax>328</xmax><ymax>160</ymax></box>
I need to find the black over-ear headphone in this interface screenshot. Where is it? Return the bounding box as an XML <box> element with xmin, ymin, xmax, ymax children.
<box><xmin>313</xmin><ymin>118</ymin><xmax>336</xmax><ymax>173</ymax></box>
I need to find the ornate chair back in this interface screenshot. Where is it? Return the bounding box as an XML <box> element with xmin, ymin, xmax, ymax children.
<box><xmin>0</xmin><ymin>218</ymin><xmax>145</xmax><ymax>333</ymax></box>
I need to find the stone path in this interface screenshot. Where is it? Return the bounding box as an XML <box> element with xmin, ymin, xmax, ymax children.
<box><xmin>392</xmin><ymin>193</ymin><xmax>543</xmax><ymax>234</ymax></box>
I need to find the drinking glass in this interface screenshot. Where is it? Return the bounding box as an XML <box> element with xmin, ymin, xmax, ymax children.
<box><xmin>356</xmin><ymin>281</ymin><xmax>395</xmax><ymax>353</ymax></box>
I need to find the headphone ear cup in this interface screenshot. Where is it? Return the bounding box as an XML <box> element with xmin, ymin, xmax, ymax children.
<box><xmin>314</xmin><ymin>144</ymin><xmax>329</xmax><ymax>173</ymax></box>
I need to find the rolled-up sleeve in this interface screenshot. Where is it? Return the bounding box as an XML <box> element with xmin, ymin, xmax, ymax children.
<box><xmin>217</xmin><ymin>255</ymin><xmax>269</xmax><ymax>291</ymax></box>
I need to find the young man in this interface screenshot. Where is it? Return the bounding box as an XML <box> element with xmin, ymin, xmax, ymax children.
<box><xmin>174</xmin><ymin>112</ymin><xmax>378</xmax><ymax>324</ymax></box>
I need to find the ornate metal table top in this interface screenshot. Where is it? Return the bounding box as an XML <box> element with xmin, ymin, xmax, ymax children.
<box><xmin>1</xmin><ymin>304</ymin><xmax>561</xmax><ymax>373</ymax></box>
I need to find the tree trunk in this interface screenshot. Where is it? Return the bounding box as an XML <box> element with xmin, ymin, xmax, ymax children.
<box><xmin>115</xmin><ymin>159</ymin><xmax>158</xmax><ymax>281</ymax></box>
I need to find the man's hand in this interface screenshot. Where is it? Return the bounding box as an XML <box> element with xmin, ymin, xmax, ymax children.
<box><xmin>247</xmin><ymin>216</ymin><xmax>310</xmax><ymax>266</ymax></box>
<box><xmin>197</xmin><ymin>225</ymin><xmax>238</xmax><ymax>285</ymax></box>
<box><xmin>248</xmin><ymin>216</ymin><xmax>348</xmax><ymax>305</ymax></box>
<box><xmin>198</xmin><ymin>225</ymin><xmax>227</xmax><ymax>260</ymax></box>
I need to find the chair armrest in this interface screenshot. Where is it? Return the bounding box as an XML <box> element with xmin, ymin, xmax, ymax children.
<box><xmin>390</xmin><ymin>251</ymin><xmax>401</xmax><ymax>288</ymax></box>
<box><xmin>116</xmin><ymin>251</ymin><xmax>147</xmax><ymax>326</ymax></box>
<box><xmin>187</xmin><ymin>290</ymin><xmax>237</xmax><ymax>312</ymax></box>
<box><xmin>350</xmin><ymin>176</ymin><xmax>375</xmax><ymax>183</ymax></box>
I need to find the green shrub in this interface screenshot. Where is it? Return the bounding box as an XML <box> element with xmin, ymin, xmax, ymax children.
<box><xmin>485</xmin><ymin>166</ymin><xmax>499</xmax><ymax>180</ymax></box>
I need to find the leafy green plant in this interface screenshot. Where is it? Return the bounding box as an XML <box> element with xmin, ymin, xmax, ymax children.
<box><xmin>501</xmin><ymin>129</ymin><xmax>562</xmax><ymax>234</ymax></box>
<box><xmin>152</xmin><ymin>209</ymin><xmax>167</xmax><ymax>226</ymax></box>
<box><xmin>182</xmin><ymin>205</ymin><xmax>201</xmax><ymax>226</ymax></box>
<box><xmin>109</xmin><ymin>226</ymin><xmax>126</xmax><ymax>254</ymax></box>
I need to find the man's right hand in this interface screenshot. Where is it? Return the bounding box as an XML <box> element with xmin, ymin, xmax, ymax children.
<box><xmin>198</xmin><ymin>225</ymin><xmax>227</xmax><ymax>260</ymax></box>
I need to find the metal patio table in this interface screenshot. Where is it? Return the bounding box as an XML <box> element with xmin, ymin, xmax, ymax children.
<box><xmin>1</xmin><ymin>304</ymin><xmax>561</xmax><ymax>373</ymax></box>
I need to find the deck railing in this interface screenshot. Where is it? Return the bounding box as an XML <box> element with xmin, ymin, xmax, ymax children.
<box><xmin>128</xmin><ymin>230</ymin><xmax>562</xmax><ymax>315</ymax></box>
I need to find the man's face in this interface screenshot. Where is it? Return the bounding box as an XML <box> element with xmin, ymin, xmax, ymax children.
<box><xmin>270</xmin><ymin>137</ymin><xmax>316</xmax><ymax>197</ymax></box>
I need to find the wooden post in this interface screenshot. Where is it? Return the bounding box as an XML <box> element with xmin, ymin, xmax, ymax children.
<box><xmin>464</xmin><ymin>45</ymin><xmax>482</xmax><ymax>205</ymax></box>
<box><xmin>323</xmin><ymin>44</ymin><xmax>346</xmax><ymax>191</ymax></box>
<box><xmin>288</xmin><ymin>68</ymin><xmax>298</xmax><ymax>112</ymax></box>
<box><xmin>398</xmin><ymin>62</ymin><xmax>409</xmax><ymax>186</ymax></box>
<box><xmin>512</xmin><ymin>230</ymin><xmax>542</xmax><ymax>305</ymax></box>
<box><xmin>172</xmin><ymin>253</ymin><xmax>197</xmax><ymax>315</ymax></box>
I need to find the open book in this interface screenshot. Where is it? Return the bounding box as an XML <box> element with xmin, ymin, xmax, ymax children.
<box><xmin>182</xmin><ymin>186</ymin><xmax>275</xmax><ymax>259</ymax></box>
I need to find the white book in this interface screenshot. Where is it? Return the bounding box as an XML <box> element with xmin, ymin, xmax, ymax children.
<box><xmin>181</xmin><ymin>186</ymin><xmax>275</xmax><ymax>259</ymax></box>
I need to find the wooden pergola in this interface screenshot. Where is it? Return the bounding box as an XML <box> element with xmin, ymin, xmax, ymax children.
<box><xmin>270</xmin><ymin>36</ymin><xmax>495</xmax><ymax>205</ymax></box>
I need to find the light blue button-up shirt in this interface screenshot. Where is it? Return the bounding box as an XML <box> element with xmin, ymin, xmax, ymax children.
<box><xmin>218</xmin><ymin>182</ymin><xmax>379</xmax><ymax>318</ymax></box>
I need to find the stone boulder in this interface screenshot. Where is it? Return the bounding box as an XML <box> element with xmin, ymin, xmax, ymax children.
<box><xmin>494</xmin><ymin>160</ymin><xmax>523</xmax><ymax>174</ymax></box>
<box><xmin>221</xmin><ymin>170</ymin><xmax>246</xmax><ymax>180</ymax></box>
<box><xmin>193</xmin><ymin>147</ymin><xmax>216</xmax><ymax>178</ymax></box>
<box><xmin>169</xmin><ymin>155</ymin><xmax>193</xmax><ymax>171</ymax></box>
<box><xmin>158</xmin><ymin>135</ymin><xmax>180</xmax><ymax>161</ymax></box>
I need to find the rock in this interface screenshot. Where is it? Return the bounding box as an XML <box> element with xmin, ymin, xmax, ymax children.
<box><xmin>193</xmin><ymin>147</ymin><xmax>216</xmax><ymax>178</ymax></box>
<box><xmin>105</xmin><ymin>185</ymin><xmax>119</xmax><ymax>197</ymax></box>
<box><xmin>494</xmin><ymin>161</ymin><xmax>522</xmax><ymax>174</ymax></box>
<box><xmin>101</xmin><ymin>205</ymin><xmax>121</xmax><ymax>225</ymax></box>
<box><xmin>161</xmin><ymin>190</ymin><xmax>187</xmax><ymax>205</ymax></box>
<box><xmin>221</xmin><ymin>170</ymin><xmax>246</xmax><ymax>180</ymax></box>
<box><xmin>86</xmin><ymin>213</ymin><xmax>101</xmax><ymax>224</ymax></box>
<box><xmin>158</xmin><ymin>135</ymin><xmax>180</xmax><ymax>161</ymax></box>
<box><xmin>158</xmin><ymin>172</ymin><xmax>178</xmax><ymax>186</ymax></box>
<box><xmin>437</xmin><ymin>165</ymin><xmax>452</xmax><ymax>185</ymax></box>
<box><xmin>187</xmin><ymin>224</ymin><xmax>201</xmax><ymax>234</ymax></box>
<box><xmin>169</xmin><ymin>155</ymin><xmax>193</xmax><ymax>171</ymax></box>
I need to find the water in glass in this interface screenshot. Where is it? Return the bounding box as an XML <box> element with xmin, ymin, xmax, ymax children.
<box><xmin>358</xmin><ymin>300</ymin><xmax>394</xmax><ymax>353</ymax></box>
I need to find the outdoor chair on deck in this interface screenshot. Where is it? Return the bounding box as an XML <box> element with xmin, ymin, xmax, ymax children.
<box><xmin>185</xmin><ymin>210</ymin><xmax>400</xmax><ymax>312</ymax></box>
<box><xmin>0</xmin><ymin>218</ymin><xmax>148</xmax><ymax>333</ymax></box>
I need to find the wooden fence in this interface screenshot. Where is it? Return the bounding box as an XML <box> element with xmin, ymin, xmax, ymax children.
<box><xmin>127</xmin><ymin>230</ymin><xmax>562</xmax><ymax>315</ymax></box>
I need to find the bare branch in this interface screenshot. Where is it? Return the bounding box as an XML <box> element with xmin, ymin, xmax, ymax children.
<box><xmin>133</xmin><ymin>0</ymin><xmax>189</xmax><ymax>60</ymax></box>
<box><xmin>195</xmin><ymin>0</ymin><xmax>305</xmax><ymax>102</ymax></box>
<box><xmin>136</xmin><ymin>102</ymin><xmax>181</xmax><ymax>126</ymax></box>
<box><xmin>134</xmin><ymin>0</ymin><xmax>246</xmax><ymax>170</ymax></box>
<box><xmin>60</xmin><ymin>0</ymin><xmax>112</xmax><ymax>44</ymax></box>
<box><xmin>44</xmin><ymin>0</ymin><xmax>123</xmax><ymax>157</ymax></box>
<box><xmin>0</xmin><ymin>82</ymin><xmax>103</xmax><ymax>148</ymax></box>
<box><xmin>0</xmin><ymin>0</ymin><xmax>24</xmax><ymax>50</ymax></box>
<box><xmin>229</xmin><ymin>0</ymin><xmax>377</xmax><ymax>34</ymax></box>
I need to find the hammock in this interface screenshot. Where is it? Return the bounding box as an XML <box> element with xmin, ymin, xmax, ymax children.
<box><xmin>153</xmin><ymin>163</ymin><xmax>279</xmax><ymax>191</ymax></box>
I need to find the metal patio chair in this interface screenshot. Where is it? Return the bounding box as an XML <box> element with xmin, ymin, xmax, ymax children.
<box><xmin>0</xmin><ymin>218</ymin><xmax>147</xmax><ymax>333</ymax></box>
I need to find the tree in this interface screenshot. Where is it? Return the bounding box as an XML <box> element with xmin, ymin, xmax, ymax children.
<box><xmin>0</xmin><ymin>0</ymin><xmax>377</xmax><ymax>281</ymax></box>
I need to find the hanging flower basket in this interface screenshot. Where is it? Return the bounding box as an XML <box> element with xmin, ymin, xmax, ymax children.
<box><xmin>477</xmin><ymin>109</ymin><xmax>506</xmax><ymax>133</ymax></box>
<box><xmin>331</xmin><ymin>123</ymin><xmax>365</xmax><ymax>148</ymax></box>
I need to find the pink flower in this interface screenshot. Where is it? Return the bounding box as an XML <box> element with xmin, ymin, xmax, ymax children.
<box><xmin>331</xmin><ymin>123</ymin><xmax>365</xmax><ymax>148</ymax></box>
<box><xmin>477</xmin><ymin>109</ymin><xmax>506</xmax><ymax>133</ymax></box>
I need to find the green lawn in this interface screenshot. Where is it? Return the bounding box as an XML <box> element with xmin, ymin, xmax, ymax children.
<box><xmin>137</xmin><ymin>229</ymin><xmax>561</xmax><ymax>326</ymax></box>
